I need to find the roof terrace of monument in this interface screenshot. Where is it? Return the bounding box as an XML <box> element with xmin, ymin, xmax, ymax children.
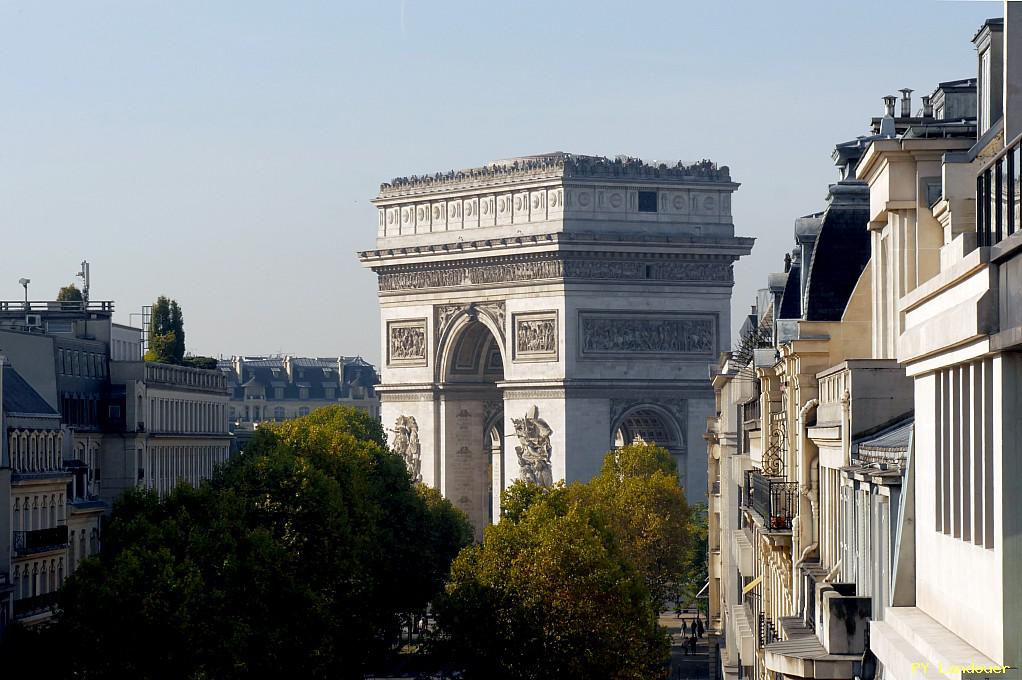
<box><xmin>375</xmin><ymin>153</ymin><xmax>734</xmax><ymax>201</ymax></box>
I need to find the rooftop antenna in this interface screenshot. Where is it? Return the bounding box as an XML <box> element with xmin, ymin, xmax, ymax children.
<box><xmin>76</xmin><ymin>260</ymin><xmax>90</xmax><ymax>303</ymax></box>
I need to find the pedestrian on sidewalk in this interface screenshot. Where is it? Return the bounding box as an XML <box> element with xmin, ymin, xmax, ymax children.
<box><xmin>697</xmin><ymin>617</ymin><xmax>705</xmax><ymax>638</ymax></box>
<box><xmin>681</xmin><ymin>620</ymin><xmax>688</xmax><ymax>636</ymax></box>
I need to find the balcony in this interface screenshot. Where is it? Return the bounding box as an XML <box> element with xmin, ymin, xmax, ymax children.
<box><xmin>14</xmin><ymin>591</ymin><xmax>59</xmax><ymax>619</ymax></box>
<box><xmin>13</xmin><ymin>526</ymin><xmax>69</xmax><ymax>556</ymax></box>
<box><xmin>977</xmin><ymin>132</ymin><xmax>1021</xmax><ymax>247</ymax></box>
<box><xmin>745</xmin><ymin>471</ymin><xmax>798</xmax><ymax>531</ymax></box>
<box><xmin>740</xmin><ymin>397</ymin><xmax>761</xmax><ymax>426</ymax></box>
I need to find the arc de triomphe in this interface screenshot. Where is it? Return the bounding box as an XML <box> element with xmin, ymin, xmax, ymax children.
<box><xmin>359</xmin><ymin>153</ymin><xmax>753</xmax><ymax>535</ymax></box>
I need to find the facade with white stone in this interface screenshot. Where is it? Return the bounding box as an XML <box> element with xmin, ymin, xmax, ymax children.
<box><xmin>360</xmin><ymin>152</ymin><xmax>752</xmax><ymax>534</ymax></box>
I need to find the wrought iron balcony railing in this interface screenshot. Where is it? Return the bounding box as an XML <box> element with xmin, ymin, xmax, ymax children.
<box><xmin>977</xmin><ymin>132</ymin><xmax>1022</xmax><ymax>247</ymax></box>
<box><xmin>13</xmin><ymin>591</ymin><xmax>59</xmax><ymax>618</ymax></box>
<box><xmin>13</xmin><ymin>525</ymin><xmax>69</xmax><ymax>556</ymax></box>
<box><xmin>747</xmin><ymin>472</ymin><xmax>798</xmax><ymax>531</ymax></box>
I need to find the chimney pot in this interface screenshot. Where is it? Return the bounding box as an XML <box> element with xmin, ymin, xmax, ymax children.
<box><xmin>883</xmin><ymin>95</ymin><xmax>897</xmax><ymax>117</ymax></box>
<box><xmin>899</xmin><ymin>88</ymin><xmax>913</xmax><ymax>117</ymax></box>
<box><xmin>921</xmin><ymin>95</ymin><xmax>933</xmax><ymax>118</ymax></box>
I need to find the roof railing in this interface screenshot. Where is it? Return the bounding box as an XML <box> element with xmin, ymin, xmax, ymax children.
<box><xmin>0</xmin><ymin>300</ymin><xmax>115</xmax><ymax>313</ymax></box>
<box><xmin>977</xmin><ymin>131</ymin><xmax>1022</xmax><ymax>247</ymax></box>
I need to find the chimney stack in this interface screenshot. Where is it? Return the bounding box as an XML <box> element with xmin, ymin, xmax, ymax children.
<box><xmin>900</xmin><ymin>88</ymin><xmax>913</xmax><ymax>117</ymax></box>
<box><xmin>921</xmin><ymin>95</ymin><xmax>933</xmax><ymax>118</ymax></box>
<box><xmin>883</xmin><ymin>95</ymin><xmax>897</xmax><ymax>117</ymax></box>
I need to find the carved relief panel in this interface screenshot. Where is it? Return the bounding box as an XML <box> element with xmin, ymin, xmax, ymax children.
<box><xmin>513</xmin><ymin>311</ymin><xmax>559</xmax><ymax>362</ymax></box>
<box><xmin>578</xmin><ymin>312</ymin><xmax>716</xmax><ymax>358</ymax></box>
<box><xmin>387</xmin><ymin>319</ymin><xmax>428</xmax><ymax>366</ymax></box>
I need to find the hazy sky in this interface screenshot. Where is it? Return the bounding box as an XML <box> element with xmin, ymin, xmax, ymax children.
<box><xmin>0</xmin><ymin>0</ymin><xmax>998</xmax><ymax>365</ymax></box>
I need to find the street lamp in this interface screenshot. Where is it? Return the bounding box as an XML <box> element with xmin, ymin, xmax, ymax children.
<box><xmin>18</xmin><ymin>278</ymin><xmax>30</xmax><ymax>310</ymax></box>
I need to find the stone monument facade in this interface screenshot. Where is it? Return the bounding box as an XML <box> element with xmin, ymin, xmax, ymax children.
<box><xmin>359</xmin><ymin>153</ymin><xmax>753</xmax><ymax>535</ymax></box>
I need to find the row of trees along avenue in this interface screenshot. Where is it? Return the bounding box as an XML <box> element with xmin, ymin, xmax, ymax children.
<box><xmin>1</xmin><ymin>406</ymin><xmax>704</xmax><ymax>679</ymax></box>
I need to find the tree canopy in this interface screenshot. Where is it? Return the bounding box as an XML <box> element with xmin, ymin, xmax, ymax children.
<box><xmin>575</xmin><ymin>442</ymin><xmax>695</xmax><ymax>611</ymax></box>
<box><xmin>436</xmin><ymin>497</ymin><xmax>669</xmax><ymax>680</ymax></box>
<box><xmin>6</xmin><ymin>406</ymin><xmax>472</xmax><ymax>680</ymax></box>
<box><xmin>56</xmin><ymin>283</ymin><xmax>83</xmax><ymax>301</ymax></box>
<box><xmin>145</xmin><ymin>296</ymin><xmax>185</xmax><ymax>364</ymax></box>
<box><xmin>435</xmin><ymin>442</ymin><xmax>695</xmax><ymax>677</ymax></box>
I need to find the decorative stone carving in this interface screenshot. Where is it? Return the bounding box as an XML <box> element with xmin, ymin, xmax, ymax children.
<box><xmin>482</xmin><ymin>399</ymin><xmax>503</xmax><ymax>427</ymax></box>
<box><xmin>649</xmin><ymin>262</ymin><xmax>732</xmax><ymax>282</ymax></box>
<box><xmin>512</xmin><ymin>406</ymin><xmax>553</xmax><ymax>487</ymax></box>
<box><xmin>388</xmin><ymin>320</ymin><xmax>427</xmax><ymax>365</ymax></box>
<box><xmin>380</xmin><ymin>260</ymin><xmax>563</xmax><ymax>291</ymax></box>
<box><xmin>514</xmin><ymin>312</ymin><xmax>558</xmax><ymax>360</ymax></box>
<box><xmin>436</xmin><ymin>304</ymin><xmax>463</xmax><ymax>338</ymax></box>
<box><xmin>378</xmin><ymin>256</ymin><xmax>731</xmax><ymax>292</ymax></box>
<box><xmin>564</xmin><ymin>260</ymin><xmax>645</xmax><ymax>279</ymax></box>
<box><xmin>580</xmin><ymin>315</ymin><xmax>714</xmax><ymax>355</ymax></box>
<box><xmin>391</xmin><ymin>415</ymin><xmax>422</xmax><ymax>482</ymax></box>
<box><xmin>436</xmin><ymin>301</ymin><xmax>506</xmax><ymax>342</ymax></box>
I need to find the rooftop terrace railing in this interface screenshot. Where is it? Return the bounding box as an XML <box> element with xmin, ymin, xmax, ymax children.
<box><xmin>977</xmin><ymin>132</ymin><xmax>1022</xmax><ymax>247</ymax></box>
<box><xmin>0</xmin><ymin>300</ymin><xmax>115</xmax><ymax>313</ymax></box>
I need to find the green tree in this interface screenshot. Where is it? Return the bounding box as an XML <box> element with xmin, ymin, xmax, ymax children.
<box><xmin>182</xmin><ymin>355</ymin><xmax>218</xmax><ymax>370</ymax></box>
<box><xmin>437</xmin><ymin>497</ymin><xmax>669</xmax><ymax>679</ymax></box>
<box><xmin>6</xmin><ymin>405</ymin><xmax>471</xmax><ymax>680</ymax></box>
<box><xmin>145</xmin><ymin>296</ymin><xmax>185</xmax><ymax>363</ymax></box>
<box><xmin>56</xmin><ymin>283</ymin><xmax>83</xmax><ymax>301</ymax></box>
<box><xmin>576</xmin><ymin>442</ymin><xmax>695</xmax><ymax>612</ymax></box>
<box><xmin>56</xmin><ymin>283</ymin><xmax>83</xmax><ymax>310</ymax></box>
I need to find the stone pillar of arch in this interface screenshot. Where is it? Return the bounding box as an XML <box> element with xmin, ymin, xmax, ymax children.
<box><xmin>360</xmin><ymin>153</ymin><xmax>753</xmax><ymax>535</ymax></box>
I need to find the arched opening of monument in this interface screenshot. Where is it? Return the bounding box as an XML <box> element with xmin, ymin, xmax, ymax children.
<box><xmin>613</xmin><ymin>406</ymin><xmax>685</xmax><ymax>480</ymax></box>
<box><xmin>441</xmin><ymin>317</ymin><xmax>505</xmax><ymax>536</ymax></box>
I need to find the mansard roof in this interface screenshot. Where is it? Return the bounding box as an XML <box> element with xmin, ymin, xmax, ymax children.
<box><xmin>802</xmin><ymin>182</ymin><xmax>870</xmax><ymax>321</ymax></box>
<box><xmin>2</xmin><ymin>363</ymin><xmax>58</xmax><ymax>417</ymax></box>
<box><xmin>221</xmin><ymin>356</ymin><xmax>378</xmax><ymax>402</ymax></box>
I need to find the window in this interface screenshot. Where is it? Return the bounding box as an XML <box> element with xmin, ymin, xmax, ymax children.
<box><xmin>298</xmin><ymin>407</ymin><xmax>310</xmax><ymax>417</ymax></box>
<box><xmin>638</xmin><ymin>190</ymin><xmax>658</xmax><ymax>213</ymax></box>
<box><xmin>274</xmin><ymin>387</ymin><xmax>284</xmax><ymax>400</ymax></box>
<box><xmin>274</xmin><ymin>407</ymin><xmax>286</xmax><ymax>421</ymax></box>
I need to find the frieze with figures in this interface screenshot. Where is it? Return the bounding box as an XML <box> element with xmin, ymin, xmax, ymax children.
<box><xmin>580</xmin><ymin>314</ymin><xmax>715</xmax><ymax>356</ymax></box>
<box><xmin>514</xmin><ymin>312</ymin><xmax>558</xmax><ymax>360</ymax></box>
<box><xmin>387</xmin><ymin>320</ymin><xmax>427</xmax><ymax>365</ymax></box>
<box><xmin>378</xmin><ymin>257</ymin><xmax>731</xmax><ymax>291</ymax></box>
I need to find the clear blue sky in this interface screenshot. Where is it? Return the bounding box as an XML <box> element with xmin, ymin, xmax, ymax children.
<box><xmin>0</xmin><ymin>0</ymin><xmax>999</xmax><ymax>364</ymax></box>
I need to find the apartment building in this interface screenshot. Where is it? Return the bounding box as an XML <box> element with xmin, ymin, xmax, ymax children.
<box><xmin>709</xmin><ymin>4</ymin><xmax>1021</xmax><ymax>679</ymax></box>
<box><xmin>0</xmin><ymin>297</ymin><xmax>230</xmax><ymax>629</ymax></box>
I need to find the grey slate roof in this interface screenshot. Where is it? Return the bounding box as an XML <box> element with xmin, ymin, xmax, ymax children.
<box><xmin>222</xmin><ymin>357</ymin><xmax>378</xmax><ymax>401</ymax></box>
<box><xmin>2</xmin><ymin>364</ymin><xmax>58</xmax><ymax>416</ymax></box>
<box><xmin>856</xmin><ymin>418</ymin><xmax>914</xmax><ymax>456</ymax></box>
<box><xmin>802</xmin><ymin>184</ymin><xmax>870</xmax><ymax>321</ymax></box>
